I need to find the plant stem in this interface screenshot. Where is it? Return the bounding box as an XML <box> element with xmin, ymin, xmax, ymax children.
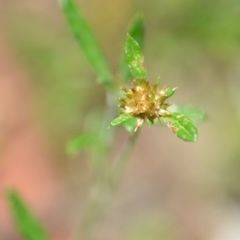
<box><xmin>88</xmin><ymin>91</ymin><xmax>116</xmax><ymax>182</ymax></box>
<box><xmin>78</xmin><ymin>129</ymin><xmax>140</xmax><ymax>240</ymax></box>
<box><xmin>111</xmin><ymin>130</ymin><xmax>140</xmax><ymax>187</ymax></box>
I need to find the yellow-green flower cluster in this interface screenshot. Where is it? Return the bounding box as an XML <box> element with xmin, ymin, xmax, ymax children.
<box><xmin>119</xmin><ymin>79</ymin><xmax>173</xmax><ymax>131</ymax></box>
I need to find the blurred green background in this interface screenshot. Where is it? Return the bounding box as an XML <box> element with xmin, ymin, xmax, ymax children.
<box><xmin>1</xmin><ymin>0</ymin><xmax>240</xmax><ymax>239</ymax></box>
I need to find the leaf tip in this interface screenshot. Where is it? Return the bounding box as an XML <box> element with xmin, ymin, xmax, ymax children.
<box><xmin>4</xmin><ymin>188</ymin><xmax>14</xmax><ymax>199</ymax></box>
<box><xmin>165</xmin><ymin>87</ymin><xmax>178</xmax><ymax>98</ymax></box>
<box><xmin>126</xmin><ymin>32</ymin><xmax>131</xmax><ymax>39</ymax></box>
<box><xmin>59</xmin><ymin>0</ymin><xmax>68</xmax><ymax>8</ymax></box>
<box><xmin>126</xmin><ymin>33</ymin><xmax>136</xmax><ymax>42</ymax></box>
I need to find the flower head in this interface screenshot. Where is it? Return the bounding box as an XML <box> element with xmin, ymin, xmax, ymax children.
<box><xmin>119</xmin><ymin>79</ymin><xmax>174</xmax><ymax>131</ymax></box>
<box><xmin>110</xmin><ymin>34</ymin><xmax>199</xmax><ymax>142</ymax></box>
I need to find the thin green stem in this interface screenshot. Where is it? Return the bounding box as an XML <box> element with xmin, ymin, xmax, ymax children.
<box><xmin>111</xmin><ymin>130</ymin><xmax>140</xmax><ymax>187</ymax></box>
<box><xmin>89</xmin><ymin>91</ymin><xmax>116</xmax><ymax>181</ymax></box>
<box><xmin>77</xmin><ymin>130</ymin><xmax>140</xmax><ymax>240</ymax></box>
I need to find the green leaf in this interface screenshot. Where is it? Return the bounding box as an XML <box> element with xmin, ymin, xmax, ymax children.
<box><xmin>122</xmin><ymin>117</ymin><xmax>138</xmax><ymax>133</ymax></box>
<box><xmin>168</xmin><ymin>104</ymin><xmax>206</xmax><ymax>123</ymax></box>
<box><xmin>6</xmin><ymin>190</ymin><xmax>49</xmax><ymax>240</ymax></box>
<box><xmin>162</xmin><ymin>112</ymin><xmax>198</xmax><ymax>142</ymax></box>
<box><xmin>66</xmin><ymin>133</ymin><xmax>97</xmax><ymax>156</ymax></box>
<box><xmin>119</xmin><ymin>14</ymin><xmax>144</xmax><ymax>81</ymax></box>
<box><xmin>165</xmin><ymin>87</ymin><xmax>177</xmax><ymax>98</ymax></box>
<box><xmin>60</xmin><ymin>0</ymin><xmax>113</xmax><ymax>87</ymax></box>
<box><xmin>125</xmin><ymin>34</ymin><xmax>147</xmax><ymax>81</ymax></box>
<box><xmin>110</xmin><ymin>114</ymin><xmax>133</xmax><ymax>127</ymax></box>
<box><xmin>127</xmin><ymin>14</ymin><xmax>144</xmax><ymax>49</ymax></box>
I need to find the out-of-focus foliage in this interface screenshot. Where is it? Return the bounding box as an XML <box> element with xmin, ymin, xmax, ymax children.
<box><xmin>6</xmin><ymin>190</ymin><xmax>49</xmax><ymax>240</ymax></box>
<box><xmin>139</xmin><ymin>0</ymin><xmax>240</xmax><ymax>60</ymax></box>
<box><xmin>60</xmin><ymin>0</ymin><xmax>113</xmax><ymax>88</ymax></box>
<box><xmin>66</xmin><ymin>133</ymin><xmax>98</xmax><ymax>156</ymax></box>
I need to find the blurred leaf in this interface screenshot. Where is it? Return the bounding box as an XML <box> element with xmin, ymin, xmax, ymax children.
<box><xmin>165</xmin><ymin>87</ymin><xmax>177</xmax><ymax>98</ymax></box>
<box><xmin>122</xmin><ymin>117</ymin><xmax>138</xmax><ymax>133</ymax></box>
<box><xmin>119</xmin><ymin>14</ymin><xmax>144</xmax><ymax>81</ymax></box>
<box><xmin>168</xmin><ymin>104</ymin><xmax>206</xmax><ymax>123</ymax></box>
<box><xmin>60</xmin><ymin>0</ymin><xmax>113</xmax><ymax>87</ymax></box>
<box><xmin>6</xmin><ymin>190</ymin><xmax>49</xmax><ymax>240</ymax></box>
<box><xmin>162</xmin><ymin>112</ymin><xmax>198</xmax><ymax>142</ymax></box>
<box><xmin>110</xmin><ymin>114</ymin><xmax>133</xmax><ymax>127</ymax></box>
<box><xmin>125</xmin><ymin>34</ymin><xmax>147</xmax><ymax>81</ymax></box>
<box><xmin>66</xmin><ymin>133</ymin><xmax>97</xmax><ymax>156</ymax></box>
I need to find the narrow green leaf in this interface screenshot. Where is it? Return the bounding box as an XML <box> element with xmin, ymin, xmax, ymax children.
<box><xmin>168</xmin><ymin>104</ymin><xmax>206</xmax><ymax>123</ymax></box>
<box><xmin>110</xmin><ymin>114</ymin><xmax>133</xmax><ymax>127</ymax></box>
<box><xmin>165</xmin><ymin>87</ymin><xmax>177</xmax><ymax>98</ymax></box>
<box><xmin>119</xmin><ymin>14</ymin><xmax>144</xmax><ymax>81</ymax></box>
<box><xmin>60</xmin><ymin>0</ymin><xmax>113</xmax><ymax>87</ymax></box>
<box><xmin>122</xmin><ymin>117</ymin><xmax>138</xmax><ymax>133</ymax></box>
<box><xmin>6</xmin><ymin>190</ymin><xmax>49</xmax><ymax>240</ymax></box>
<box><xmin>66</xmin><ymin>133</ymin><xmax>97</xmax><ymax>156</ymax></box>
<box><xmin>125</xmin><ymin>34</ymin><xmax>147</xmax><ymax>81</ymax></box>
<box><xmin>162</xmin><ymin>112</ymin><xmax>198</xmax><ymax>142</ymax></box>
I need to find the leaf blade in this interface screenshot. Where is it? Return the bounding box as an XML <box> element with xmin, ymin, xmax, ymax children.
<box><xmin>6</xmin><ymin>190</ymin><xmax>50</xmax><ymax>240</ymax></box>
<box><xmin>165</xmin><ymin>87</ymin><xmax>177</xmax><ymax>98</ymax></box>
<box><xmin>66</xmin><ymin>133</ymin><xmax>97</xmax><ymax>156</ymax></box>
<box><xmin>60</xmin><ymin>0</ymin><xmax>113</xmax><ymax>87</ymax></box>
<box><xmin>168</xmin><ymin>104</ymin><xmax>206</xmax><ymax>123</ymax></box>
<box><xmin>122</xmin><ymin>117</ymin><xmax>138</xmax><ymax>133</ymax></box>
<box><xmin>162</xmin><ymin>112</ymin><xmax>198</xmax><ymax>142</ymax></box>
<box><xmin>110</xmin><ymin>114</ymin><xmax>133</xmax><ymax>127</ymax></box>
<box><xmin>125</xmin><ymin>34</ymin><xmax>147</xmax><ymax>81</ymax></box>
<box><xmin>119</xmin><ymin>14</ymin><xmax>144</xmax><ymax>81</ymax></box>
